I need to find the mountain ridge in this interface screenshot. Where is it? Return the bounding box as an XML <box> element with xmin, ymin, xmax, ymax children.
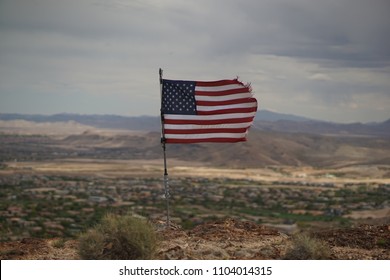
<box><xmin>3</xmin><ymin>110</ymin><xmax>388</xmax><ymax>124</ymax></box>
<box><xmin>1</xmin><ymin>111</ymin><xmax>389</xmax><ymax>137</ymax></box>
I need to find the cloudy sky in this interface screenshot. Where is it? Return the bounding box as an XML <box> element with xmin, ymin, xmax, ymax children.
<box><xmin>0</xmin><ymin>0</ymin><xmax>389</xmax><ymax>123</ymax></box>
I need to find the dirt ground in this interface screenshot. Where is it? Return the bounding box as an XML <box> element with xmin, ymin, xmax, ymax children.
<box><xmin>1</xmin><ymin>219</ymin><xmax>389</xmax><ymax>260</ymax></box>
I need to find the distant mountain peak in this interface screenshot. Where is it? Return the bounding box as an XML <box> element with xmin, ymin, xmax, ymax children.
<box><xmin>255</xmin><ymin>109</ymin><xmax>317</xmax><ymax>122</ymax></box>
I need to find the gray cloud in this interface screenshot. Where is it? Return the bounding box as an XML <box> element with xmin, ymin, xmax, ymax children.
<box><xmin>0</xmin><ymin>0</ymin><xmax>389</xmax><ymax>122</ymax></box>
<box><xmin>205</xmin><ymin>0</ymin><xmax>390</xmax><ymax>68</ymax></box>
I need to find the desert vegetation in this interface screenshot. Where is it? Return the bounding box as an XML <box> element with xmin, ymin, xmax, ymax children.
<box><xmin>284</xmin><ymin>233</ymin><xmax>331</xmax><ymax>260</ymax></box>
<box><xmin>78</xmin><ymin>213</ymin><xmax>158</xmax><ymax>260</ymax></box>
<box><xmin>0</xmin><ymin>170</ymin><xmax>389</xmax><ymax>242</ymax></box>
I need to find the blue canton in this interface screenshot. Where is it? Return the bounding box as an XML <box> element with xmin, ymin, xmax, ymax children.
<box><xmin>162</xmin><ymin>80</ymin><xmax>197</xmax><ymax>115</ymax></box>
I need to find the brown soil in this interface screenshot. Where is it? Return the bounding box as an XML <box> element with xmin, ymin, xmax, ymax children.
<box><xmin>313</xmin><ymin>224</ymin><xmax>390</xmax><ymax>249</ymax></box>
<box><xmin>1</xmin><ymin>219</ymin><xmax>389</xmax><ymax>260</ymax></box>
<box><xmin>0</xmin><ymin>238</ymin><xmax>79</xmax><ymax>260</ymax></box>
<box><xmin>157</xmin><ymin>219</ymin><xmax>287</xmax><ymax>260</ymax></box>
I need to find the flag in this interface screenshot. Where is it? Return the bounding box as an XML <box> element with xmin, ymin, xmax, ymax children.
<box><xmin>161</xmin><ymin>78</ymin><xmax>257</xmax><ymax>143</ymax></box>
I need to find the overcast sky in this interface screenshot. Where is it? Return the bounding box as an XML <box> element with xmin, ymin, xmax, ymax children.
<box><xmin>0</xmin><ymin>0</ymin><xmax>389</xmax><ymax>123</ymax></box>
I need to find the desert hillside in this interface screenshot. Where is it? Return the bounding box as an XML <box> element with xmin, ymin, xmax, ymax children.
<box><xmin>1</xmin><ymin>128</ymin><xmax>389</xmax><ymax>168</ymax></box>
<box><xmin>0</xmin><ymin>219</ymin><xmax>389</xmax><ymax>260</ymax></box>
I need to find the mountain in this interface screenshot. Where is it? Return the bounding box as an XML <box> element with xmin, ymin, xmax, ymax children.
<box><xmin>254</xmin><ymin>119</ymin><xmax>390</xmax><ymax>137</ymax></box>
<box><xmin>2</xmin><ymin>128</ymin><xmax>388</xmax><ymax>168</ymax></box>
<box><xmin>254</xmin><ymin>109</ymin><xmax>316</xmax><ymax>122</ymax></box>
<box><xmin>0</xmin><ymin>111</ymin><xmax>389</xmax><ymax>137</ymax></box>
<box><xmin>0</xmin><ymin>110</ymin><xmax>315</xmax><ymax>125</ymax></box>
<box><xmin>163</xmin><ymin>129</ymin><xmax>390</xmax><ymax>168</ymax></box>
<box><xmin>0</xmin><ymin>113</ymin><xmax>161</xmax><ymax>132</ymax></box>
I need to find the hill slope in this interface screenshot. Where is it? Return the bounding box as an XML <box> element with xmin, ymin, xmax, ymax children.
<box><xmin>1</xmin><ymin>129</ymin><xmax>389</xmax><ymax>168</ymax></box>
<box><xmin>1</xmin><ymin>219</ymin><xmax>389</xmax><ymax>260</ymax></box>
<box><xmin>1</xmin><ymin>112</ymin><xmax>389</xmax><ymax>136</ymax></box>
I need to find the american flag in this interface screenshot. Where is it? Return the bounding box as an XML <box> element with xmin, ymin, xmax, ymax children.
<box><xmin>161</xmin><ymin>78</ymin><xmax>257</xmax><ymax>143</ymax></box>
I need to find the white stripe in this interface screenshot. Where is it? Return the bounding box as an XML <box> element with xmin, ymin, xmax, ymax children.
<box><xmin>164</xmin><ymin>122</ymin><xmax>253</xmax><ymax>130</ymax></box>
<box><xmin>165</xmin><ymin>132</ymin><xmax>248</xmax><ymax>139</ymax></box>
<box><xmin>164</xmin><ymin>111</ymin><xmax>256</xmax><ymax>121</ymax></box>
<box><xmin>195</xmin><ymin>92</ymin><xmax>252</xmax><ymax>102</ymax></box>
<box><xmin>195</xmin><ymin>84</ymin><xmax>245</xmax><ymax>92</ymax></box>
<box><xmin>197</xmin><ymin>102</ymin><xmax>257</xmax><ymax>112</ymax></box>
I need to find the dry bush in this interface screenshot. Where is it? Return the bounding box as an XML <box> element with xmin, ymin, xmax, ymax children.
<box><xmin>52</xmin><ymin>238</ymin><xmax>67</xmax><ymax>249</ymax></box>
<box><xmin>284</xmin><ymin>233</ymin><xmax>331</xmax><ymax>260</ymax></box>
<box><xmin>78</xmin><ymin>214</ymin><xmax>158</xmax><ymax>260</ymax></box>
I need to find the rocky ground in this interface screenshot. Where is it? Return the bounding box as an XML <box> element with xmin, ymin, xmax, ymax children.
<box><xmin>1</xmin><ymin>219</ymin><xmax>389</xmax><ymax>260</ymax></box>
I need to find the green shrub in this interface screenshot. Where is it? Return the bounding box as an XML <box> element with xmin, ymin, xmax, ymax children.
<box><xmin>78</xmin><ymin>214</ymin><xmax>158</xmax><ymax>260</ymax></box>
<box><xmin>284</xmin><ymin>233</ymin><xmax>331</xmax><ymax>260</ymax></box>
<box><xmin>376</xmin><ymin>238</ymin><xmax>389</xmax><ymax>248</ymax></box>
<box><xmin>52</xmin><ymin>238</ymin><xmax>67</xmax><ymax>248</ymax></box>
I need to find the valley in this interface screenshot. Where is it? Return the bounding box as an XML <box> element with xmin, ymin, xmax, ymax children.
<box><xmin>0</xmin><ymin>115</ymin><xmax>389</xmax><ymax>258</ymax></box>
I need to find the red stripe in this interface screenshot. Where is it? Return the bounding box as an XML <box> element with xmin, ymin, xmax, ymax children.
<box><xmin>163</xmin><ymin>116</ymin><xmax>255</xmax><ymax>125</ymax></box>
<box><xmin>196</xmin><ymin>98</ymin><xmax>257</xmax><ymax>106</ymax></box>
<box><xmin>197</xmin><ymin>107</ymin><xmax>257</xmax><ymax>115</ymax></box>
<box><xmin>164</xmin><ymin>127</ymin><xmax>248</xmax><ymax>134</ymax></box>
<box><xmin>165</xmin><ymin>137</ymin><xmax>247</xmax><ymax>144</ymax></box>
<box><xmin>195</xmin><ymin>87</ymin><xmax>250</xmax><ymax>96</ymax></box>
<box><xmin>195</xmin><ymin>79</ymin><xmax>242</xmax><ymax>87</ymax></box>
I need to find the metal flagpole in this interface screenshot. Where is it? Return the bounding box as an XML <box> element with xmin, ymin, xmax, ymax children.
<box><xmin>159</xmin><ymin>68</ymin><xmax>170</xmax><ymax>228</ymax></box>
